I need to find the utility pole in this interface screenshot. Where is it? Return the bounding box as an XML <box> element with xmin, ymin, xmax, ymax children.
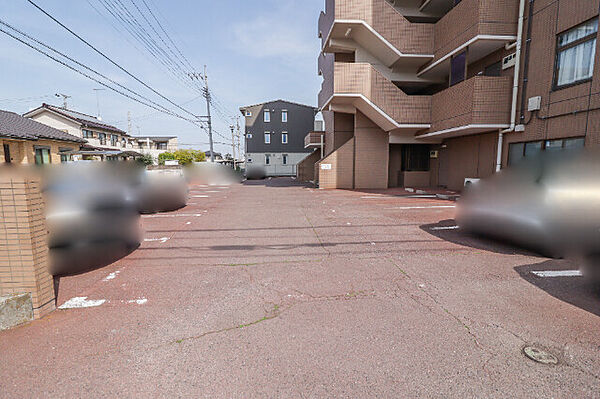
<box><xmin>189</xmin><ymin>65</ymin><xmax>215</xmax><ymax>163</ymax></box>
<box><xmin>127</xmin><ymin>111</ymin><xmax>132</xmax><ymax>136</ymax></box>
<box><xmin>55</xmin><ymin>93</ymin><xmax>71</xmax><ymax>109</ymax></box>
<box><xmin>236</xmin><ymin>116</ymin><xmax>242</xmax><ymax>165</ymax></box>
<box><xmin>229</xmin><ymin>122</ymin><xmax>236</xmax><ymax>169</ymax></box>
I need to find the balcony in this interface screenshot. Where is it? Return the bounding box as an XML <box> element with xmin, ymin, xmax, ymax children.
<box><xmin>319</xmin><ymin>0</ymin><xmax>434</xmax><ymax>67</ymax></box>
<box><xmin>319</xmin><ymin>62</ymin><xmax>431</xmax><ymax>132</ymax></box>
<box><xmin>305</xmin><ymin>131</ymin><xmax>326</xmax><ymax>149</ymax></box>
<box><xmin>417</xmin><ymin>75</ymin><xmax>512</xmax><ymax>139</ymax></box>
<box><xmin>419</xmin><ymin>0</ymin><xmax>519</xmax><ymax>79</ymax></box>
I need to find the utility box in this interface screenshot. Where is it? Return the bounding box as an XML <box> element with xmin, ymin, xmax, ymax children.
<box><xmin>528</xmin><ymin>96</ymin><xmax>542</xmax><ymax>112</ymax></box>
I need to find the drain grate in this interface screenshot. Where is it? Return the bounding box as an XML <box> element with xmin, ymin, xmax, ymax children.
<box><xmin>523</xmin><ymin>346</ymin><xmax>559</xmax><ymax>365</ymax></box>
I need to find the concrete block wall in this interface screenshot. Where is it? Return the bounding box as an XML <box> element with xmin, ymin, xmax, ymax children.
<box><xmin>0</xmin><ymin>175</ymin><xmax>55</xmax><ymax>319</ymax></box>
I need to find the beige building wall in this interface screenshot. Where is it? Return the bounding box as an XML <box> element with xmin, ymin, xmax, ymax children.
<box><xmin>1</xmin><ymin>139</ymin><xmax>78</xmax><ymax>165</ymax></box>
<box><xmin>353</xmin><ymin>111</ymin><xmax>389</xmax><ymax>189</ymax></box>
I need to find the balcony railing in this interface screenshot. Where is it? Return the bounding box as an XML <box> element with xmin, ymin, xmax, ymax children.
<box><xmin>421</xmin><ymin>75</ymin><xmax>512</xmax><ymax>136</ymax></box>
<box><xmin>305</xmin><ymin>132</ymin><xmax>325</xmax><ymax>148</ymax></box>
<box><xmin>432</xmin><ymin>0</ymin><xmax>519</xmax><ymax>61</ymax></box>
<box><xmin>319</xmin><ymin>62</ymin><xmax>431</xmax><ymax>128</ymax></box>
<box><xmin>319</xmin><ymin>0</ymin><xmax>434</xmax><ymax>56</ymax></box>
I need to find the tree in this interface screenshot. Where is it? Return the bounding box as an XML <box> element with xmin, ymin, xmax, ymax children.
<box><xmin>137</xmin><ymin>153</ymin><xmax>155</xmax><ymax>166</ymax></box>
<box><xmin>159</xmin><ymin>149</ymin><xmax>206</xmax><ymax>165</ymax></box>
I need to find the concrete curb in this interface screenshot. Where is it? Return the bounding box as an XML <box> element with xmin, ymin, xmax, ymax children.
<box><xmin>0</xmin><ymin>293</ymin><xmax>33</xmax><ymax>331</ymax></box>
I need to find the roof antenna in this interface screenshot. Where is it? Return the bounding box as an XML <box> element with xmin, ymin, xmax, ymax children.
<box><xmin>93</xmin><ymin>88</ymin><xmax>105</xmax><ymax>120</ymax></box>
<box><xmin>55</xmin><ymin>93</ymin><xmax>71</xmax><ymax>109</ymax></box>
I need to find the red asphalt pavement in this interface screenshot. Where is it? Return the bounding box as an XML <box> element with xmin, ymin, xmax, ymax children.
<box><xmin>1</xmin><ymin>177</ymin><xmax>600</xmax><ymax>398</ymax></box>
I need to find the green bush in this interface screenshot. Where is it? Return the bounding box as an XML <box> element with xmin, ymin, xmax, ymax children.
<box><xmin>137</xmin><ymin>153</ymin><xmax>155</xmax><ymax>166</ymax></box>
<box><xmin>159</xmin><ymin>150</ymin><xmax>206</xmax><ymax>165</ymax></box>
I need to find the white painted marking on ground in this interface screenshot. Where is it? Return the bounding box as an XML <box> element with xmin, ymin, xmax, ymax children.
<box><xmin>186</xmin><ymin>222</ymin><xmax>192</xmax><ymax>225</ymax></box>
<box><xmin>386</xmin><ymin>205</ymin><xmax>456</xmax><ymax>210</ymax></box>
<box><xmin>103</xmin><ymin>271</ymin><xmax>121</xmax><ymax>281</ymax></box>
<box><xmin>406</xmin><ymin>195</ymin><xmax>438</xmax><ymax>198</ymax></box>
<box><xmin>361</xmin><ymin>196</ymin><xmax>385</xmax><ymax>199</ymax></box>
<box><xmin>193</xmin><ymin>195</ymin><xmax>210</xmax><ymax>198</ymax></box>
<box><xmin>142</xmin><ymin>213</ymin><xmax>202</xmax><ymax>218</ymax></box>
<box><xmin>144</xmin><ymin>237</ymin><xmax>170</xmax><ymax>243</ymax></box>
<box><xmin>59</xmin><ymin>297</ymin><xmax>106</xmax><ymax>309</ymax></box>
<box><xmin>531</xmin><ymin>270</ymin><xmax>582</xmax><ymax>278</ymax></box>
<box><xmin>430</xmin><ymin>226</ymin><xmax>460</xmax><ymax>231</ymax></box>
<box><xmin>205</xmin><ymin>191</ymin><xmax>220</xmax><ymax>193</ymax></box>
<box><xmin>127</xmin><ymin>298</ymin><xmax>148</xmax><ymax>305</ymax></box>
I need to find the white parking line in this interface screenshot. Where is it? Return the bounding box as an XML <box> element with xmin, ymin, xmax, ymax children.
<box><xmin>142</xmin><ymin>213</ymin><xmax>202</xmax><ymax>218</ymax></box>
<box><xmin>531</xmin><ymin>270</ymin><xmax>582</xmax><ymax>277</ymax></box>
<box><xmin>193</xmin><ymin>195</ymin><xmax>210</xmax><ymax>198</ymax></box>
<box><xmin>144</xmin><ymin>237</ymin><xmax>170</xmax><ymax>243</ymax></box>
<box><xmin>103</xmin><ymin>271</ymin><xmax>121</xmax><ymax>281</ymax></box>
<box><xmin>386</xmin><ymin>205</ymin><xmax>456</xmax><ymax>210</ymax></box>
<box><xmin>59</xmin><ymin>297</ymin><xmax>106</xmax><ymax>309</ymax></box>
<box><xmin>430</xmin><ymin>226</ymin><xmax>460</xmax><ymax>231</ymax></box>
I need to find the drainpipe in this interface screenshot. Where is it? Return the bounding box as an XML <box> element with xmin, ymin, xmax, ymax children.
<box><xmin>496</xmin><ymin>0</ymin><xmax>527</xmax><ymax>172</ymax></box>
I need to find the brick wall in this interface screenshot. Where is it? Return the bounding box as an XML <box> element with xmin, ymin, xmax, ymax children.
<box><xmin>428</xmin><ymin>76</ymin><xmax>512</xmax><ymax>133</ymax></box>
<box><xmin>438</xmin><ymin>132</ymin><xmax>498</xmax><ymax>191</ymax></box>
<box><xmin>0</xmin><ymin>175</ymin><xmax>55</xmax><ymax>319</ymax></box>
<box><xmin>354</xmin><ymin>111</ymin><xmax>389</xmax><ymax>189</ymax></box>
<box><xmin>503</xmin><ymin>0</ymin><xmax>600</xmax><ymax>164</ymax></box>
<box><xmin>321</xmin><ymin>0</ymin><xmax>433</xmax><ymax>54</ymax></box>
<box><xmin>318</xmin><ymin>137</ymin><xmax>355</xmax><ymax>189</ymax></box>
<box><xmin>297</xmin><ymin>150</ymin><xmax>321</xmax><ymax>182</ymax></box>
<box><xmin>433</xmin><ymin>0</ymin><xmax>519</xmax><ymax>61</ymax></box>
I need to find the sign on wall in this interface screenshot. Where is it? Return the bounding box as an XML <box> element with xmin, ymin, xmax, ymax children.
<box><xmin>320</xmin><ymin>164</ymin><xmax>332</xmax><ymax>170</ymax></box>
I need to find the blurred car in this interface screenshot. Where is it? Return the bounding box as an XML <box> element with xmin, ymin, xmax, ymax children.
<box><xmin>245</xmin><ymin>165</ymin><xmax>266</xmax><ymax>180</ymax></box>
<box><xmin>456</xmin><ymin>150</ymin><xmax>600</xmax><ymax>279</ymax></box>
<box><xmin>135</xmin><ymin>168</ymin><xmax>189</xmax><ymax>213</ymax></box>
<box><xmin>44</xmin><ymin>164</ymin><xmax>141</xmax><ymax>276</ymax></box>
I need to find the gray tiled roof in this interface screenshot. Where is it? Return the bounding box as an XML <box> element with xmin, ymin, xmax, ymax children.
<box><xmin>0</xmin><ymin>110</ymin><xmax>86</xmax><ymax>143</ymax></box>
<box><xmin>25</xmin><ymin>104</ymin><xmax>127</xmax><ymax>134</ymax></box>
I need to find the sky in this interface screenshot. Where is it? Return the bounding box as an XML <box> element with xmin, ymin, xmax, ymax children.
<box><xmin>0</xmin><ymin>0</ymin><xmax>324</xmax><ymax>155</ymax></box>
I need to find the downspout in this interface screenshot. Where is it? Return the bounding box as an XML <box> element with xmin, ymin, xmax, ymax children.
<box><xmin>497</xmin><ymin>0</ymin><xmax>527</xmax><ymax>172</ymax></box>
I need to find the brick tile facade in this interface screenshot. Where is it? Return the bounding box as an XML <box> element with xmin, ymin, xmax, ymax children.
<box><xmin>0</xmin><ymin>175</ymin><xmax>55</xmax><ymax>319</ymax></box>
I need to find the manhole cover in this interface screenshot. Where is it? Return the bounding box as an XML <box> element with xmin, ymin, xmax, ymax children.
<box><xmin>523</xmin><ymin>346</ymin><xmax>558</xmax><ymax>365</ymax></box>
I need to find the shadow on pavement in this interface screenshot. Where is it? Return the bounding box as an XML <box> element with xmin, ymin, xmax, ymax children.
<box><xmin>421</xmin><ymin>219</ymin><xmax>544</xmax><ymax>257</ymax></box>
<box><xmin>243</xmin><ymin>177</ymin><xmax>313</xmax><ymax>188</ymax></box>
<box><xmin>515</xmin><ymin>260</ymin><xmax>600</xmax><ymax>317</ymax></box>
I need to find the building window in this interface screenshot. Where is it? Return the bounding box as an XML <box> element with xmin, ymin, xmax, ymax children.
<box><xmin>98</xmin><ymin>132</ymin><xmax>106</xmax><ymax>145</ymax></box>
<box><xmin>111</xmin><ymin>134</ymin><xmax>118</xmax><ymax>146</ymax></box>
<box><xmin>247</xmin><ymin>158</ymin><xmax>252</xmax><ymax>163</ymax></box>
<box><xmin>156</xmin><ymin>142</ymin><xmax>167</xmax><ymax>150</ymax></box>
<box><xmin>555</xmin><ymin>19</ymin><xmax>598</xmax><ymax>88</ymax></box>
<box><xmin>264</xmin><ymin>110</ymin><xmax>270</xmax><ymax>122</ymax></box>
<box><xmin>122</xmin><ymin>138</ymin><xmax>127</xmax><ymax>147</ymax></box>
<box><xmin>282</xmin><ymin>132</ymin><xmax>288</xmax><ymax>144</ymax></box>
<box><xmin>82</xmin><ymin>129</ymin><xmax>94</xmax><ymax>138</ymax></box>
<box><xmin>34</xmin><ymin>147</ymin><xmax>51</xmax><ymax>165</ymax></box>
<box><xmin>282</xmin><ymin>154</ymin><xmax>288</xmax><ymax>165</ymax></box>
<box><xmin>282</xmin><ymin>110</ymin><xmax>288</xmax><ymax>123</ymax></box>
<box><xmin>246</xmin><ymin>133</ymin><xmax>253</xmax><ymax>139</ymax></box>
<box><xmin>450</xmin><ymin>50</ymin><xmax>467</xmax><ymax>86</ymax></box>
<box><xmin>401</xmin><ymin>145</ymin><xmax>430</xmax><ymax>172</ymax></box>
<box><xmin>3</xmin><ymin>144</ymin><xmax>11</xmax><ymax>163</ymax></box>
<box><xmin>265</xmin><ymin>154</ymin><xmax>270</xmax><ymax>165</ymax></box>
<box><xmin>508</xmin><ymin>138</ymin><xmax>585</xmax><ymax>165</ymax></box>
<box><xmin>264</xmin><ymin>132</ymin><xmax>271</xmax><ymax>144</ymax></box>
<box><xmin>245</xmin><ymin>111</ymin><xmax>252</xmax><ymax>117</ymax></box>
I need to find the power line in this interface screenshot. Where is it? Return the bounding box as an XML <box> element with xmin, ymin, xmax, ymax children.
<box><xmin>25</xmin><ymin>0</ymin><xmax>202</xmax><ymax>121</ymax></box>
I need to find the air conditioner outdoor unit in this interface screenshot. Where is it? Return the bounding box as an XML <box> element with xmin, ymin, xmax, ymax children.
<box><xmin>464</xmin><ymin>178</ymin><xmax>480</xmax><ymax>187</ymax></box>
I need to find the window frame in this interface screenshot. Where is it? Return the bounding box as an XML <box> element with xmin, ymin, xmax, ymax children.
<box><xmin>82</xmin><ymin>129</ymin><xmax>94</xmax><ymax>139</ymax></box>
<box><xmin>281</xmin><ymin>110</ymin><xmax>288</xmax><ymax>123</ymax></box>
<box><xmin>281</xmin><ymin>132</ymin><xmax>288</xmax><ymax>144</ymax></box>
<box><xmin>508</xmin><ymin>137</ymin><xmax>585</xmax><ymax>165</ymax></box>
<box><xmin>282</xmin><ymin>154</ymin><xmax>288</xmax><ymax>165</ymax></box>
<box><xmin>265</xmin><ymin>154</ymin><xmax>270</xmax><ymax>165</ymax></box>
<box><xmin>264</xmin><ymin>110</ymin><xmax>270</xmax><ymax>123</ymax></box>
<box><xmin>98</xmin><ymin>132</ymin><xmax>107</xmax><ymax>145</ymax></box>
<box><xmin>34</xmin><ymin>146</ymin><xmax>51</xmax><ymax>165</ymax></box>
<box><xmin>264</xmin><ymin>132</ymin><xmax>271</xmax><ymax>144</ymax></box>
<box><xmin>450</xmin><ymin>49</ymin><xmax>468</xmax><ymax>87</ymax></box>
<box><xmin>553</xmin><ymin>18</ymin><xmax>598</xmax><ymax>90</ymax></box>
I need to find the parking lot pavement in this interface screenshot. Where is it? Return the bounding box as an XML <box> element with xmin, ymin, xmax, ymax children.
<box><xmin>1</xmin><ymin>177</ymin><xmax>599</xmax><ymax>397</ymax></box>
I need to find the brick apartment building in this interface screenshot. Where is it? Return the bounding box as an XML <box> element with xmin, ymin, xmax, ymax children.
<box><xmin>311</xmin><ymin>0</ymin><xmax>600</xmax><ymax>191</ymax></box>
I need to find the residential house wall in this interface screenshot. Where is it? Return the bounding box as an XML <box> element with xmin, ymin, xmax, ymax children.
<box><xmin>1</xmin><ymin>139</ymin><xmax>78</xmax><ymax>165</ymax></box>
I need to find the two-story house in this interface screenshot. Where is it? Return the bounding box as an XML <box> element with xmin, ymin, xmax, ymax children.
<box><xmin>239</xmin><ymin>100</ymin><xmax>317</xmax><ymax>176</ymax></box>
<box><xmin>24</xmin><ymin>103</ymin><xmax>130</xmax><ymax>152</ymax></box>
